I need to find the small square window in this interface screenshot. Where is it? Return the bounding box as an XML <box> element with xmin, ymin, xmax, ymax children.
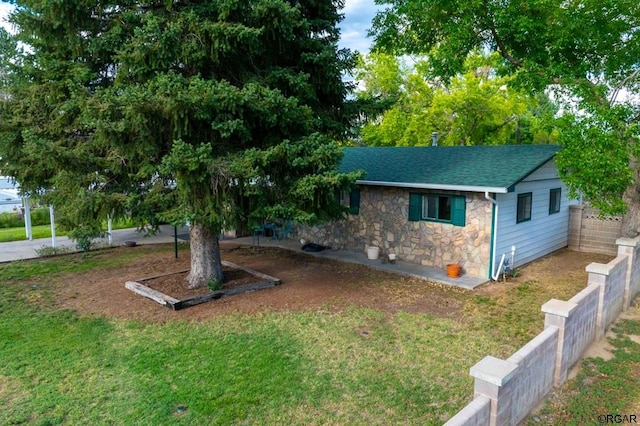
<box><xmin>517</xmin><ymin>192</ymin><xmax>532</xmax><ymax>223</ymax></box>
<box><xmin>549</xmin><ymin>188</ymin><xmax>561</xmax><ymax>214</ymax></box>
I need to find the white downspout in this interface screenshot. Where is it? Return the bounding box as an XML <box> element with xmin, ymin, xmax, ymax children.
<box><xmin>485</xmin><ymin>191</ymin><xmax>503</xmax><ymax>280</ymax></box>
<box><xmin>493</xmin><ymin>254</ymin><xmax>506</xmax><ymax>281</ymax></box>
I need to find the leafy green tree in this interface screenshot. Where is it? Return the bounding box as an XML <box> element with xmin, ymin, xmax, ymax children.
<box><xmin>355</xmin><ymin>52</ymin><xmax>557</xmax><ymax>146</ymax></box>
<box><xmin>353</xmin><ymin>54</ymin><xmax>427</xmax><ymax>146</ymax></box>
<box><xmin>0</xmin><ymin>0</ymin><xmax>360</xmax><ymax>288</ymax></box>
<box><xmin>371</xmin><ymin>0</ymin><xmax>640</xmax><ymax>234</ymax></box>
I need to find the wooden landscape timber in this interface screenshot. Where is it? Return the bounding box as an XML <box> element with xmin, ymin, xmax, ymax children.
<box><xmin>125</xmin><ymin>261</ymin><xmax>280</xmax><ymax>310</ymax></box>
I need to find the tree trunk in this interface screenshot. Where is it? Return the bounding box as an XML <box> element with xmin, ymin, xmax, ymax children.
<box><xmin>622</xmin><ymin>181</ymin><xmax>640</xmax><ymax>237</ymax></box>
<box><xmin>187</xmin><ymin>223</ymin><xmax>224</xmax><ymax>289</ymax></box>
<box><xmin>622</xmin><ymin>156</ymin><xmax>640</xmax><ymax>238</ymax></box>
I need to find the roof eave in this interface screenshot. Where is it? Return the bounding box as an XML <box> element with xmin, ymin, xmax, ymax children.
<box><xmin>356</xmin><ymin>180</ymin><xmax>509</xmax><ymax>194</ymax></box>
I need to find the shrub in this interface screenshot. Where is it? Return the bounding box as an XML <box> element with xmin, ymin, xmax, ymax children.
<box><xmin>68</xmin><ymin>225</ymin><xmax>105</xmax><ymax>252</ymax></box>
<box><xmin>0</xmin><ymin>211</ymin><xmax>23</xmax><ymax>228</ymax></box>
<box><xmin>0</xmin><ymin>207</ymin><xmax>51</xmax><ymax>229</ymax></box>
<box><xmin>35</xmin><ymin>245</ymin><xmax>74</xmax><ymax>257</ymax></box>
<box><xmin>30</xmin><ymin>208</ymin><xmax>51</xmax><ymax>226</ymax></box>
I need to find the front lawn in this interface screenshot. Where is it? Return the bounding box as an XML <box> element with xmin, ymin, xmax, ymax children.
<box><xmin>0</xmin><ymin>246</ymin><xmax>616</xmax><ymax>425</ymax></box>
<box><xmin>0</xmin><ymin>219</ymin><xmax>134</xmax><ymax>243</ymax></box>
<box><xmin>0</xmin><ymin>224</ymin><xmax>66</xmax><ymax>242</ymax></box>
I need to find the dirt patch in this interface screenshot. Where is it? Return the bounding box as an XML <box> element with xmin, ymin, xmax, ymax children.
<box><xmin>47</xmin><ymin>244</ymin><xmax>613</xmax><ymax>324</ymax></box>
<box><xmin>129</xmin><ymin>262</ymin><xmax>280</xmax><ymax>310</ymax></box>
<box><xmin>140</xmin><ymin>265</ymin><xmax>269</xmax><ymax>300</ymax></box>
<box><xmin>474</xmin><ymin>249</ymin><xmax>613</xmax><ymax>299</ymax></box>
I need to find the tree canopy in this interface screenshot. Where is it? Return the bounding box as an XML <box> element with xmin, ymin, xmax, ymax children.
<box><xmin>354</xmin><ymin>52</ymin><xmax>558</xmax><ymax>147</ymax></box>
<box><xmin>371</xmin><ymin>0</ymin><xmax>640</xmax><ymax>232</ymax></box>
<box><xmin>0</xmin><ymin>0</ymin><xmax>360</xmax><ymax>287</ymax></box>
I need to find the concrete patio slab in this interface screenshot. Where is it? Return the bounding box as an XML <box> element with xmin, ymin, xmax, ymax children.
<box><xmin>220</xmin><ymin>235</ymin><xmax>488</xmax><ymax>290</ymax></box>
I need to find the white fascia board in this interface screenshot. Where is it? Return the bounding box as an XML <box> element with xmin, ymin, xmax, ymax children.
<box><xmin>356</xmin><ymin>180</ymin><xmax>509</xmax><ymax>194</ymax></box>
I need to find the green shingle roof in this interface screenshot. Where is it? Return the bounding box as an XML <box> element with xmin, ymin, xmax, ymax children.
<box><xmin>339</xmin><ymin>145</ymin><xmax>561</xmax><ymax>193</ymax></box>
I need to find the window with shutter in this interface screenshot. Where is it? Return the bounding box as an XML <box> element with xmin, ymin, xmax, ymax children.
<box><xmin>409</xmin><ymin>193</ymin><xmax>465</xmax><ymax>226</ymax></box>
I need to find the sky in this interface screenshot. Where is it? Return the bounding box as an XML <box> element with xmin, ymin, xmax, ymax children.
<box><xmin>338</xmin><ymin>0</ymin><xmax>380</xmax><ymax>53</ymax></box>
<box><xmin>0</xmin><ymin>3</ymin><xmax>11</xmax><ymax>32</ymax></box>
<box><xmin>0</xmin><ymin>1</ymin><xmax>380</xmax><ymax>54</ymax></box>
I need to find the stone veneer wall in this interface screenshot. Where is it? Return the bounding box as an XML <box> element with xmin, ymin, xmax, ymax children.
<box><xmin>296</xmin><ymin>186</ymin><xmax>493</xmax><ymax>277</ymax></box>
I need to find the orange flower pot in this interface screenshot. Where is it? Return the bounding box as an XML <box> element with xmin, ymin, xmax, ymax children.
<box><xmin>446</xmin><ymin>263</ymin><xmax>461</xmax><ymax>278</ymax></box>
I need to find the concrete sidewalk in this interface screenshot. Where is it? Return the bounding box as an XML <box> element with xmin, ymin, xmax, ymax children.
<box><xmin>0</xmin><ymin>224</ymin><xmax>184</xmax><ymax>263</ymax></box>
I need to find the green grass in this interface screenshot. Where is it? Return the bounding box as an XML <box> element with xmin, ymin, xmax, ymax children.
<box><xmin>0</xmin><ymin>249</ymin><xmax>153</xmax><ymax>280</ymax></box>
<box><xmin>0</xmin><ymin>250</ymin><xmax>511</xmax><ymax>425</ymax></box>
<box><xmin>0</xmin><ymin>219</ymin><xmax>135</xmax><ymax>243</ymax></box>
<box><xmin>0</xmin><ymin>224</ymin><xmax>66</xmax><ymax>242</ymax></box>
<box><xmin>0</xmin><ymin>302</ymin><xmax>499</xmax><ymax>424</ymax></box>
<box><xmin>526</xmin><ymin>317</ymin><xmax>640</xmax><ymax>425</ymax></box>
<box><xmin>0</xmin><ymin>249</ymin><xmax>621</xmax><ymax>425</ymax></box>
<box><xmin>465</xmin><ymin>278</ymin><xmax>590</xmax><ymax>350</ymax></box>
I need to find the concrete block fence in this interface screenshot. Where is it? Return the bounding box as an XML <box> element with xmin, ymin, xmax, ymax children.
<box><xmin>568</xmin><ymin>205</ymin><xmax>623</xmax><ymax>255</ymax></box>
<box><xmin>444</xmin><ymin>236</ymin><xmax>640</xmax><ymax>426</ymax></box>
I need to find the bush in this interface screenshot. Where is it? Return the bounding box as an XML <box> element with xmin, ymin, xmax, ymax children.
<box><xmin>0</xmin><ymin>207</ymin><xmax>51</xmax><ymax>229</ymax></box>
<box><xmin>0</xmin><ymin>211</ymin><xmax>23</xmax><ymax>228</ymax></box>
<box><xmin>68</xmin><ymin>225</ymin><xmax>106</xmax><ymax>252</ymax></box>
<box><xmin>30</xmin><ymin>208</ymin><xmax>51</xmax><ymax>226</ymax></box>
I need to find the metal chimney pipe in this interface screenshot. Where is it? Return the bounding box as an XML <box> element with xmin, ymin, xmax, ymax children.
<box><xmin>432</xmin><ymin>132</ymin><xmax>439</xmax><ymax>146</ymax></box>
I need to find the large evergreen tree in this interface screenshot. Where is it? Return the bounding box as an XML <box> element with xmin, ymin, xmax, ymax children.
<box><xmin>0</xmin><ymin>0</ymin><xmax>359</xmax><ymax>288</ymax></box>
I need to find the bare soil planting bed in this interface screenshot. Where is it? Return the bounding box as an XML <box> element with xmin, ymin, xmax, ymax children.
<box><xmin>49</xmin><ymin>243</ymin><xmax>613</xmax><ymax>324</ymax></box>
<box><xmin>127</xmin><ymin>260</ymin><xmax>280</xmax><ymax>310</ymax></box>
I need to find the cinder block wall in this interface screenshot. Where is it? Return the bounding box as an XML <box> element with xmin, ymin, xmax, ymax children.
<box><xmin>444</xmin><ymin>396</ymin><xmax>491</xmax><ymax>426</ymax></box>
<box><xmin>589</xmin><ymin>257</ymin><xmax>627</xmax><ymax>337</ymax></box>
<box><xmin>557</xmin><ymin>285</ymin><xmax>599</xmax><ymax>384</ymax></box>
<box><xmin>569</xmin><ymin>205</ymin><xmax>623</xmax><ymax>255</ymax></box>
<box><xmin>619</xmin><ymin>237</ymin><xmax>640</xmax><ymax>307</ymax></box>
<box><xmin>444</xmin><ymin>236</ymin><xmax>640</xmax><ymax>426</ymax></box>
<box><xmin>504</xmin><ymin>327</ymin><xmax>558</xmax><ymax>424</ymax></box>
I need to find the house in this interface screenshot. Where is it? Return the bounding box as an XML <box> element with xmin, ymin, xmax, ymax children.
<box><xmin>298</xmin><ymin>145</ymin><xmax>575</xmax><ymax>280</ymax></box>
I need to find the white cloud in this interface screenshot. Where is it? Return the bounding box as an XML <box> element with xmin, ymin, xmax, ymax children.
<box><xmin>338</xmin><ymin>0</ymin><xmax>380</xmax><ymax>53</ymax></box>
<box><xmin>341</xmin><ymin>0</ymin><xmax>369</xmax><ymax>15</ymax></box>
<box><xmin>0</xmin><ymin>3</ymin><xmax>14</xmax><ymax>33</ymax></box>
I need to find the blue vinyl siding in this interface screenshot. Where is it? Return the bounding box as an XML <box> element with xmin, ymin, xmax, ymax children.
<box><xmin>493</xmin><ymin>161</ymin><xmax>576</xmax><ymax>271</ymax></box>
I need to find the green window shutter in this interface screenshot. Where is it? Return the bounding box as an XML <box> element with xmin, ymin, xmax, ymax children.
<box><xmin>409</xmin><ymin>193</ymin><xmax>422</xmax><ymax>221</ymax></box>
<box><xmin>349</xmin><ymin>188</ymin><xmax>360</xmax><ymax>215</ymax></box>
<box><xmin>451</xmin><ymin>195</ymin><xmax>466</xmax><ymax>226</ymax></box>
